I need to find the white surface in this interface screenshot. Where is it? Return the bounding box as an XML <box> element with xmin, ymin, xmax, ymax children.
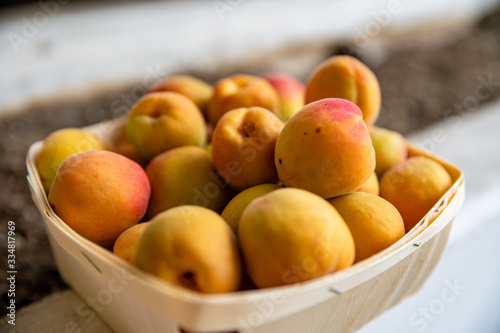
<box><xmin>0</xmin><ymin>0</ymin><xmax>498</xmax><ymax>113</ymax></box>
<box><xmin>359</xmin><ymin>100</ymin><xmax>500</xmax><ymax>333</ymax></box>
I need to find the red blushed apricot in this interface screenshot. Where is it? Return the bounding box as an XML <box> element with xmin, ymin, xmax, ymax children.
<box><xmin>275</xmin><ymin>98</ymin><xmax>375</xmax><ymax>198</ymax></box>
<box><xmin>305</xmin><ymin>55</ymin><xmax>381</xmax><ymax>126</ymax></box>
<box><xmin>48</xmin><ymin>150</ymin><xmax>150</xmax><ymax>246</ymax></box>
<box><xmin>261</xmin><ymin>72</ymin><xmax>305</xmax><ymax>122</ymax></box>
<box><xmin>207</xmin><ymin>74</ymin><xmax>281</xmax><ymax>125</ymax></box>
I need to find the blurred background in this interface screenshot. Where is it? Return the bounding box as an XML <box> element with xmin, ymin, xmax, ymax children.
<box><xmin>1</xmin><ymin>0</ymin><xmax>500</xmax><ymax>332</ymax></box>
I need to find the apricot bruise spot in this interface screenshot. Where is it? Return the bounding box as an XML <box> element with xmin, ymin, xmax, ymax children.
<box><xmin>278</xmin><ymin>158</ymin><xmax>282</xmax><ymax>164</ymax></box>
<box><xmin>316</xmin><ymin>128</ymin><xmax>321</xmax><ymax>133</ymax></box>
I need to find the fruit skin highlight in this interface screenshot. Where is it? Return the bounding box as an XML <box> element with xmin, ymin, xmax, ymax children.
<box><xmin>380</xmin><ymin>156</ymin><xmax>452</xmax><ymax>232</ymax></box>
<box><xmin>238</xmin><ymin>188</ymin><xmax>355</xmax><ymax>289</ymax></box>
<box><xmin>48</xmin><ymin>150</ymin><xmax>150</xmax><ymax>247</ymax></box>
<box><xmin>211</xmin><ymin>107</ymin><xmax>284</xmax><ymax>191</ymax></box>
<box><xmin>126</xmin><ymin>92</ymin><xmax>206</xmax><ymax>160</ymax></box>
<box><xmin>275</xmin><ymin>98</ymin><xmax>375</xmax><ymax>198</ymax></box>
<box><xmin>329</xmin><ymin>192</ymin><xmax>405</xmax><ymax>263</ymax></box>
<box><xmin>305</xmin><ymin>55</ymin><xmax>381</xmax><ymax>126</ymax></box>
<box><xmin>136</xmin><ymin>206</ymin><xmax>242</xmax><ymax>294</ymax></box>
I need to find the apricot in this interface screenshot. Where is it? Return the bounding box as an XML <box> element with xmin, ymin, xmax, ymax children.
<box><xmin>275</xmin><ymin>98</ymin><xmax>375</xmax><ymax>198</ymax></box>
<box><xmin>147</xmin><ymin>75</ymin><xmax>212</xmax><ymax>115</ymax></box>
<box><xmin>145</xmin><ymin>146</ymin><xmax>231</xmax><ymax>219</ymax></box>
<box><xmin>126</xmin><ymin>92</ymin><xmax>206</xmax><ymax>160</ymax></box>
<box><xmin>355</xmin><ymin>172</ymin><xmax>379</xmax><ymax>195</ymax></box>
<box><xmin>207</xmin><ymin>74</ymin><xmax>281</xmax><ymax>124</ymax></box>
<box><xmin>380</xmin><ymin>156</ymin><xmax>452</xmax><ymax>232</ymax></box>
<box><xmin>211</xmin><ymin>107</ymin><xmax>284</xmax><ymax>191</ymax></box>
<box><xmin>261</xmin><ymin>72</ymin><xmax>305</xmax><ymax>122</ymax></box>
<box><xmin>305</xmin><ymin>55</ymin><xmax>381</xmax><ymax>125</ymax></box>
<box><xmin>35</xmin><ymin>128</ymin><xmax>109</xmax><ymax>192</ymax></box>
<box><xmin>48</xmin><ymin>150</ymin><xmax>150</xmax><ymax>246</ymax></box>
<box><xmin>238</xmin><ymin>188</ymin><xmax>355</xmax><ymax>288</ymax></box>
<box><xmin>113</xmin><ymin>222</ymin><xmax>150</xmax><ymax>266</ymax></box>
<box><xmin>221</xmin><ymin>183</ymin><xmax>282</xmax><ymax>234</ymax></box>
<box><xmin>328</xmin><ymin>192</ymin><xmax>405</xmax><ymax>263</ymax></box>
<box><xmin>108</xmin><ymin>120</ymin><xmax>148</xmax><ymax>166</ymax></box>
<box><xmin>370</xmin><ymin>126</ymin><xmax>407</xmax><ymax>177</ymax></box>
<box><xmin>136</xmin><ymin>206</ymin><xmax>241</xmax><ymax>294</ymax></box>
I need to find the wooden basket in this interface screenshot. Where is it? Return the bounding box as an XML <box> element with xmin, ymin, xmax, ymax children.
<box><xmin>26</xmin><ymin>118</ymin><xmax>465</xmax><ymax>333</ymax></box>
